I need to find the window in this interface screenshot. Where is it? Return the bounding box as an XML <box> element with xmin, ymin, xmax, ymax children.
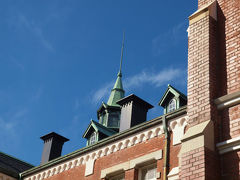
<box><xmin>89</xmin><ymin>132</ymin><xmax>97</xmax><ymax>145</ymax></box>
<box><xmin>100</xmin><ymin>113</ymin><xmax>107</xmax><ymax>126</ymax></box>
<box><xmin>109</xmin><ymin>173</ymin><xmax>125</xmax><ymax>180</ymax></box>
<box><xmin>139</xmin><ymin>164</ymin><xmax>157</xmax><ymax>180</ymax></box>
<box><xmin>168</xmin><ymin>99</ymin><xmax>176</xmax><ymax>113</ymax></box>
<box><xmin>108</xmin><ymin>112</ymin><xmax>120</xmax><ymax>127</ymax></box>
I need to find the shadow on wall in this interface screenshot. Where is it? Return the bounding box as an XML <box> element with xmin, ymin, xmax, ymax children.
<box><xmin>216</xmin><ymin>4</ymin><xmax>239</xmax><ymax>179</ymax></box>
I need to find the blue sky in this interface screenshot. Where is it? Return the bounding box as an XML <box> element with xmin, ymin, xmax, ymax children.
<box><xmin>0</xmin><ymin>1</ymin><xmax>197</xmax><ymax>165</ymax></box>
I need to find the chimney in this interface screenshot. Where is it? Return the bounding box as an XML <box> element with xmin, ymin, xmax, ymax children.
<box><xmin>40</xmin><ymin>132</ymin><xmax>69</xmax><ymax>165</ymax></box>
<box><xmin>117</xmin><ymin>94</ymin><xmax>153</xmax><ymax>132</ymax></box>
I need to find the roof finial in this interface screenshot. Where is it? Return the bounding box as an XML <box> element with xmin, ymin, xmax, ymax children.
<box><xmin>118</xmin><ymin>31</ymin><xmax>125</xmax><ymax>77</ymax></box>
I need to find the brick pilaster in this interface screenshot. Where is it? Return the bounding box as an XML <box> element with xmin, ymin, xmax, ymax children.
<box><xmin>187</xmin><ymin>5</ymin><xmax>218</xmax><ymax>127</ymax></box>
<box><xmin>179</xmin><ymin>2</ymin><xmax>220</xmax><ymax>180</ymax></box>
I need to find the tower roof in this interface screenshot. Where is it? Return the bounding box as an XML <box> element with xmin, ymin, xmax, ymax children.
<box><xmin>107</xmin><ymin>73</ymin><xmax>125</xmax><ymax>106</ymax></box>
<box><xmin>107</xmin><ymin>32</ymin><xmax>125</xmax><ymax>106</ymax></box>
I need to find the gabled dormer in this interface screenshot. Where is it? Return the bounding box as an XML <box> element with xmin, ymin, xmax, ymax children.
<box><xmin>82</xmin><ymin>120</ymin><xmax>117</xmax><ymax>146</ymax></box>
<box><xmin>158</xmin><ymin>84</ymin><xmax>187</xmax><ymax>114</ymax></box>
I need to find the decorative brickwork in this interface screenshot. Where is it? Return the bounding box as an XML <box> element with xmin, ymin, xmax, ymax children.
<box><xmin>34</xmin><ymin>137</ymin><xmax>164</xmax><ymax>180</ymax></box>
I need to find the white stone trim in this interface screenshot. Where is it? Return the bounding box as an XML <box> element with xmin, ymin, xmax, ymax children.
<box><xmin>101</xmin><ymin>149</ymin><xmax>162</xmax><ymax>179</ymax></box>
<box><xmin>167</xmin><ymin>167</ymin><xmax>179</xmax><ymax>180</ymax></box>
<box><xmin>168</xmin><ymin>115</ymin><xmax>188</xmax><ymax>145</ymax></box>
<box><xmin>85</xmin><ymin>159</ymin><xmax>95</xmax><ymax>176</ymax></box>
<box><xmin>180</xmin><ymin>120</ymin><xmax>214</xmax><ymax>154</ymax></box>
<box><xmin>23</xmin><ymin>123</ymin><xmax>164</xmax><ymax>180</ymax></box>
<box><xmin>217</xmin><ymin>136</ymin><xmax>240</xmax><ymax>154</ymax></box>
<box><xmin>189</xmin><ymin>0</ymin><xmax>217</xmax><ymax>24</ymax></box>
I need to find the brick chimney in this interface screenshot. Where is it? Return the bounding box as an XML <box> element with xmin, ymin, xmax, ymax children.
<box><xmin>40</xmin><ymin>132</ymin><xmax>69</xmax><ymax>165</ymax></box>
<box><xmin>117</xmin><ymin>94</ymin><xmax>153</xmax><ymax>132</ymax></box>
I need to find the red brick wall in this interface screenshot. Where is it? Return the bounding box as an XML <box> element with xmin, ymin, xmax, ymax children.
<box><xmin>179</xmin><ymin>147</ymin><xmax>219</xmax><ymax>180</ymax></box>
<box><xmin>196</xmin><ymin>1</ymin><xmax>240</xmax><ymax>179</ymax></box>
<box><xmin>198</xmin><ymin>0</ymin><xmax>215</xmax><ymax>8</ymax></box>
<box><xmin>41</xmin><ymin>135</ymin><xmax>168</xmax><ymax>180</ymax></box>
<box><xmin>169</xmin><ymin>132</ymin><xmax>181</xmax><ymax>172</ymax></box>
<box><xmin>125</xmin><ymin>169</ymin><xmax>138</xmax><ymax>180</ymax></box>
<box><xmin>185</xmin><ymin>2</ymin><xmax>220</xmax><ymax>179</ymax></box>
<box><xmin>216</xmin><ymin>0</ymin><xmax>240</xmax><ymax>143</ymax></box>
<box><xmin>187</xmin><ymin>14</ymin><xmax>217</xmax><ymax>127</ymax></box>
<box><xmin>198</xmin><ymin>0</ymin><xmax>240</xmax><ymax>96</ymax></box>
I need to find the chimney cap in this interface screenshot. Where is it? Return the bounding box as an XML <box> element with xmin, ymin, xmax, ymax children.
<box><xmin>40</xmin><ymin>132</ymin><xmax>69</xmax><ymax>143</ymax></box>
<box><xmin>116</xmin><ymin>94</ymin><xmax>153</xmax><ymax>109</ymax></box>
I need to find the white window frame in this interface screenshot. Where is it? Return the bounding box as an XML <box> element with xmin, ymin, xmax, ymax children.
<box><xmin>168</xmin><ymin>99</ymin><xmax>176</xmax><ymax>113</ymax></box>
<box><xmin>89</xmin><ymin>132</ymin><xmax>97</xmax><ymax>145</ymax></box>
<box><xmin>138</xmin><ymin>163</ymin><xmax>157</xmax><ymax>180</ymax></box>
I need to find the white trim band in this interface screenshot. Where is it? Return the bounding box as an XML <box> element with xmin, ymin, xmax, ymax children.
<box><xmin>23</xmin><ymin>123</ymin><xmax>164</xmax><ymax>180</ymax></box>
<box><xmin>100</xmin><ymin>149</ymin><xmax>162</xmax><ymax>178</ymax></box>
<box><xmin>167</xmin><ymin>167</ymin><xmax>179</xmax><ymax>180</ymax></box>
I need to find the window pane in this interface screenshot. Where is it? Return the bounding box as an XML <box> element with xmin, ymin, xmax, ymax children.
<box><xmin>147</xmin><ymin>168</ymin><xmax>156</xmax><ymax>179</ymax></box>
<box><xmin>89</xmin><ymin>132</ymin><xmax>96</xmax><ymax>145</ymax></box>
<box><xmin>168</xmin><ymin>99</ymin><xmax>176</xmax><ymax>112</ymax></box>
<box><xmin>110</xmin><ymin>173</ymin><xmax>125</xmax><ymax>180</ymax></box>
<box><xmin>140</xmin><ymin>164</ymin><xmax>157</xmax><ymax>180</ymax></box>
<box><xmin>108</xmin><ymin>112</ymin><xmax>120</xmax><ymax>127</ymax></box>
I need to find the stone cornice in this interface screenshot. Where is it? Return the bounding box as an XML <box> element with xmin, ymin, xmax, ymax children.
<box><xmin>21</xmin><ymin>107</ymin><xmax>187</xmax><ymax>179</ymax></box>
<box><xmin>189</xmin><ymin>0</ymin><xmax>217</xmax><ymax>25</ymax></box>
<box><xmin>23</xmin><ymin>123</ymin><xmax>165</xmax><ymax>180</ymax></box>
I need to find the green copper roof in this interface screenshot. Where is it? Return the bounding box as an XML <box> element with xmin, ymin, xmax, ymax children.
<box><xmin>83</xmin><ymin>120</ymin><xmax>117</xmax><ymax>139</ymax></box>
<box><xmin>107</xmin><ymin>73</ymin><xmax>125</xmax><ymax>106</ymax></box>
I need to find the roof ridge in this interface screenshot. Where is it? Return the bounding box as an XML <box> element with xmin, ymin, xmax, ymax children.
<box><xmin>91</xmin><ymin>120</ymin><xmax>117</xmax><ymax>134</ymax></box>
<box><xmin>0</xmin><ymin>151</ymin><xmax>34</xmax><ymax>167</ymax></box>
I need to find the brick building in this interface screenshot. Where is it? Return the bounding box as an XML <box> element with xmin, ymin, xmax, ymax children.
<box><xmin>1</xmin><ymin>0</ymin><xmax>239</xmax><ymax>179</ymax></box>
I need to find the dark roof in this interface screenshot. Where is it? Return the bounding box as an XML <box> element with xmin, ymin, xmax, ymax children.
<box><xmin>0</xmin><ymin>151</ymin><xmax>34</xmax><ymax>178</ymax></box>
<box><xmin>116</xmin><ymin>94</ymin><xmax>154</xmax><ymax>109</ymax></box>
<box><xmin>40</xmin><ymin>132</ymin><xmax>69</xmax><ymax>142</ymax></box>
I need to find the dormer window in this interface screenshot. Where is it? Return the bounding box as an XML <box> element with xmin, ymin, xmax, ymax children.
<box><xmin>168</xmin><ymin>99</ymin><xmax>176</xmax><ymax>113</ymax></box>
<box><xmin>158</xmin><ymin>85</ymin><xmax>187</xmax><ymax>114</ymax></box>
<box><xmin>89</xmin><ymin>132</ymin><xmax>97</xmax><ymax>145</ymax></box>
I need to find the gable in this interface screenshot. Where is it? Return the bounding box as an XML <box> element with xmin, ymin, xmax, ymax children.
<box><xmin>158</xmin><ymin>85</ymin><xmax>187</xmax><ymax>114</ymax></box>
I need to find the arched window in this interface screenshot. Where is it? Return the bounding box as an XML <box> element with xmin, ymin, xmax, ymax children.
<box><xmin>89</xmin><ymin>132</ymin><xmax>97</xmax><ymax>145</ymax></box>
<box><xmin>168</xmin><ymin>99</ymin><xmax>176</xmax><ymax>113</ymax></box>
